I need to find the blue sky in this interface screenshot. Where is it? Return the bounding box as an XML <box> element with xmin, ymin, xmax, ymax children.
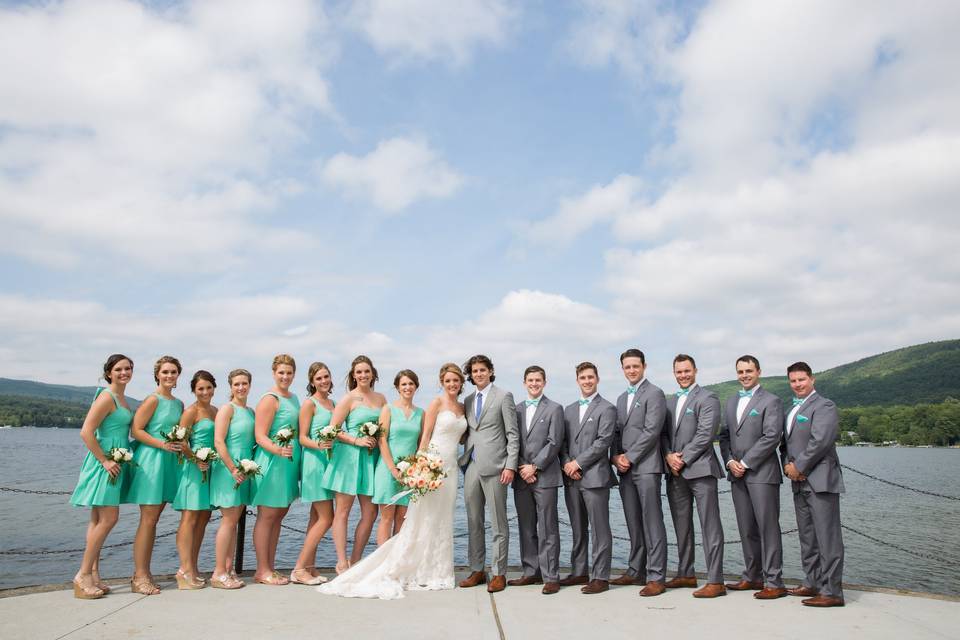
<box><xmin>1</xmin><ymin>0</ymin><xmax>959</xmax><ymax>403</ymax></box>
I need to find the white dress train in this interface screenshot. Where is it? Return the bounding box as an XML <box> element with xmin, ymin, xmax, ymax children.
<box><xmin>317</xmin><ymin>410</ymin><xmax>467</xmax><ymax>599</ymax></box>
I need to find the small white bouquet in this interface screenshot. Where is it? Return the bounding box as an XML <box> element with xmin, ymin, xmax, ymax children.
<box><xmin>391</xmin><ymin>446</ymin><xmax>447</xmax><ymax>503</ymax></box>
<box><xmin>316</xmin><ymin>423</ymin><xmax>341</xmax><ymax>460</ymax></box>
<box><xmin>234</xmin><ymin>458</ymin><xmax>262</xmax><ymax>489</ymax></box>
<box><xmin>273</xmin><ymin>426</ymin><xmax>296</xmax><ymax>462</ymax></box>
<box><xmin>193</xmin><ymin>446</ymin><xmax>218</xmax><ymax>483</ymax></box>
<box><xmin>162</xmin><ymin>425</ymin><xmax>189</xmax><ymax>464</ymax></box>
<box><xmin>358</xmin><ymin>421</ymin><xmax>380</xmax><ymax>438</ymax></box>
<box><xmin>106</xmin><ymin>447</ymin><xmax>135</xmax><ymax>485</ymax></box>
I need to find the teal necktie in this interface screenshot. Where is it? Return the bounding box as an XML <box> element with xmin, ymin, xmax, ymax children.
<box><xmin>525</xmin><ymin>398</ymin><xmax>540</xmax><ymax>407</ymax></box>
<box><xmin>738</xmin><ymin>389</ymin><xmax>754</xmax><ymax>398</ymax></box>
<box><xmin>676</xmin><ymin>388</ymin><xmax>690</xmax><ymax>397</ymax></box>
<box><xmin>578</xmin><ymin>398</ymin><xmax>591</xmax><ymax>406</ymax></box>
<box><xmin>792</xmin><ymin>397</ymin><xmax>804</xmax><ymax>406</ymax></box>
<box><xmin>626</xmin><ymin>385</ymin><xmax>637</xmax><ymax>395</ymax></box>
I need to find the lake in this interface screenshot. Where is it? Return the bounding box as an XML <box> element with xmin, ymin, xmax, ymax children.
<box><xmin>1</xmin><ymin>428</ymin><xmax>958</xmax><ymax>594</ymax></box>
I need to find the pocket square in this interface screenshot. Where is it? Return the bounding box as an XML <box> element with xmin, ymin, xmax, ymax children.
<box><xmin>588</xmin><ymin>417</ymin><xmax>594</xmax><ymax>422</ymax></box>
<box><xmin>634</xmin><ymin>401</ymin><xmax>641</xmax><ymax>408</ymax></box>
<box><xmin>685</xmin><ymin>408</ymin><xmax>694</xmax><ymax>415</ymax></box>
<box><xmin>748</xmin><ymin>408</ymin><xmax>760</xmax><ymax>417</ymax></box>
<box><xmin>796</xmin><ymin>414</ymin><xmax>809</xmax><ymax>423</ymax></box>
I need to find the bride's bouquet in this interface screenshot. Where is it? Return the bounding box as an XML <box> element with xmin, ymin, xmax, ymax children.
<box><xmin>391</xmin><ymin>446</ymin><xmax>447</xmax><ymax>504</ymax></box>
<box><xmin>106</xmin><ymin>447</ymin><xmax>135</xmax><ymax>485</ymax></box>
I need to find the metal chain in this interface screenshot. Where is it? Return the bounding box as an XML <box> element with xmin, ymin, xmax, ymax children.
<box><xmin>841</xmin><ymin>524</ymin><xmax>954</xmax><ymax>563</ymax></box>
<box><xmin>840</xmin><ymin>464</ymin><xmax>960</xmax><ymax>501</ymax></box>
<box><xmin>0</xmin><ymin>486</ymin><xmax>72</xmax><ymax>496</ymax></box>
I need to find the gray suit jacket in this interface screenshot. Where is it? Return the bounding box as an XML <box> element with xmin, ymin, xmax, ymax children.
<box><xmin>718</xmin><ymin>386</ymin><xmax>784</xmax><ymax>485</ymax></box>
<box><xmin>562</xmin><ymin>395</ymin><xmax>617</xmax><ymax>490</ymax></box>
<box><xmin>514</xmin><ymin>396</ymin><xmax>565</xmax><ymax>489</ymax></box>
<box><xmin>612</xmin><ymin>379</ymin><xmax>667</xmax><ymax>476</ymax></box>
<box><xmin>662</xmin><ymin>385</ymin><xmax>724</xmax><ymax>480</ymax></box>
<box><xmin>459</xmin><ymin>384</ymin><xmax>519</xmax><ymax>476</ymax></box>
<box><xmin>780</xmin><ymin>393</ymin><xmax>845</xmax><ymax>494</ymax></box>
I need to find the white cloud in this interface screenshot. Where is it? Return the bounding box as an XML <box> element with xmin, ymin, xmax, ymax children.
<box><xmin>320</xmin><ymin>137</ymin><xmax>464</xmax><ymax>212</ymax></box>
<box><xmin>346</xmin><ymin>0</ymin><xmax>517</xmax><ymax>65</ymax></box>
<box><xmin>0</xmin><ymin>0</ymin><xmax>334</xmax><ymax>270</ymax></box>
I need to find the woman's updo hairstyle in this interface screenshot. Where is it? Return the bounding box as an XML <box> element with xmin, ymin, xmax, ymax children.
<box><xmin>153</xmin><ymin>355</ymin><xmax>182</xmax><ymax>385</ymax></box>
<box><xmin>102</xmin><ymin>354</ymin><xmax>133</xmax><ymax>383</ymax></box>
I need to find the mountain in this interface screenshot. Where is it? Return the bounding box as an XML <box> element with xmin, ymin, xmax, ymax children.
<box><xmin>0</xmin><ymin>378</ymin><xmax>102</xmax><ymax>404</ymax></box>
<box><xmin>705</xmin><ymin>339</ymin><xmax>960</xmax><ymax>407</ymax></box>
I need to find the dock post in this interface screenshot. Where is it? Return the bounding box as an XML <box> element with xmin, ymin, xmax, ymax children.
<box><xmin>235</xmin><ymin>510</ymin><xmax>247</xmax><ymax>573</ymax></box>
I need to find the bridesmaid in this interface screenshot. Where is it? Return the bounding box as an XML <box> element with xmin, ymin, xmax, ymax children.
<box><xmin>321</xmin><ymin>355</ymin><xmax>386</xmax><ymax>573</ymax></box>
<box><xmin>123</xmin><ymin>355</ymin><xmax>185</xmax><ymax>595</ymax></box>
<box><xmin>250</xmin><ymin>354</ymin><xmax>301</xmax><ymax>585</ymax></box>
<box><xmin>70</xmin><ymin>354</ymin><xmax>135</xmax><ymax>599</ymax></box>
<box><xmin>372</xmin><ymin>370</ymin><xmax>424</xmax><ymax>544</ymax></box>
<box><xmin>172</xmin><ymin>371</ymin><xmax>217</xmax><ymax>589</ymax></box>
<box><xmin>210</xmin><ymin>368</ymin><xmax>255</xmax><ymax>589</ymax></box>
<box><xmin>290</xmin><ymin>362</ymin><xmax>336</xmax><ymax>585</ymax></box>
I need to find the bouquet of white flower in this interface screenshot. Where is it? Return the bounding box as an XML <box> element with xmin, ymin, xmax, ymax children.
<box><xmin>193</xmin><ymin>446</ymin><xmax>219</xmax><ymax>483</ymax></box>
<box><xmin>106</xmin><ymin>447</ymin><xmax>135</xmax><ymax>485</ymax></box>
<box><xmin>358</xmin><ymin>421</ymin><xmax>380</xmax><ymax>438</ymax></box>
<box><xmin>234</xmin><ymin>458</ymin><xmax>262</xmax><ymax>489</ymax></box>
<box><xmin>273</xmin><ymin>426</ymin><xmax>296</xmax><ymax>462</ymax></box>
<box><xmin>316</xmin><ymin>423</ymin><xmax>341</xmax><ymax>460</ymax></box>
<box><xmin>391</xmin><ymin>446</ymin><xmax>446</xmax><ymax>504</ymax></box>
<box><xmin>162</xmin><ymin>425</ymin><xmax>189</xmax><ymax>464</ymax></box>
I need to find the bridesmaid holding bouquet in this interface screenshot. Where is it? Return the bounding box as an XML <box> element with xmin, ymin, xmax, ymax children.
<box><xmin>372</xmin><ymin>370</ymin><xmax>424</xmax><ymax>544</ymax></box>
<box><xmin>290</xmin><ymin>361</ymin><xmax>337</xmax><ymax>585</ymax></box>
<box><xmin>210</xmin><ymin>368</ymin><xmax>255</xmax><ymax>589</ymax></box>
<box><xmin>69</xmin><ymin>354</ymin><xmax>135</xmax><ymax>599</ymax></box>
<box><xmin>172</xmin><ymin>371</ymin><xmax>218</xmax><ymax>589</ymax></box>
<box><xmin>250</xmin><ymin>354</ymin><xmax>301</xmax><ymax>584</ymax></box>
<box><xmin>123</xmin><ymin>355</ymin><xmax>185</xmax><ymax>595</ymax></box>
<box><xmin>321</xmin><ymin>355</ymin><xmax>386</xmax><ymax>573</ymax></box>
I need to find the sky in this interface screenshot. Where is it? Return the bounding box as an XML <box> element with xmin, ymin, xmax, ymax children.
<box><xmin>1</xmin><ymin>0</ymin><xmax>959</xmax><ymax>403</ymax></box>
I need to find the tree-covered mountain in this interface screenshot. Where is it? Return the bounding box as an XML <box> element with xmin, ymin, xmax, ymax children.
<box><xmin>0</xmin><ymin>378</ymin><xmax>102</xmax><ymax>404</ymax></box>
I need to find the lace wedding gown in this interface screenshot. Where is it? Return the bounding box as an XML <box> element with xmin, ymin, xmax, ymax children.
<box><xmin>317</xmin><ymin>410</ymin><xmax>467</xmax><ymax>599</ymax></box>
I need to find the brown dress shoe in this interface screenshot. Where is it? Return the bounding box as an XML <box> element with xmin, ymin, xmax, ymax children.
<box><xmin>580</xmin><ymin>579</ymin><xmax>609</xmax><ymax>594</ymax></box>
<box><xmin>787</xmin><ymin>585</ymin><xmax>819</xmax><ymax>597</ymax></box>
<box><xmin>802</xmin><ymin>595</ymin><xmax>845</xmax><ymax>607</ymax></box>
<box><xmin>487</xmin><ymin>575</ymin><xmax>506</xmax><ymax>593</ymax></box>
<box><xmin>725</xmin><ymin>579</ymin><xmax>763</xmax><ymax>591</ymax></box>
<box><xmin>665</xmin><ymin>576</ymin><xmax>698</xmax><ymax>589</ymax></box>
<box><xmin>558</xmin><ymin>574</ymin><xmax>589</xmax><ymax>586</ymax></box>
<box><xmin>459</xmin><ymin>571</ymin><xmax>487</xmax><ymax>588</ymax></box>
<box><xmin>542</xmin><ymin>582</ymin><xmax>560</xmax><ymax>595</ymax></box>
<box><xmin>692</xmin><ymin>583</ymin><xmax>727</xmax><ymax>598</ymax></box>
<box><xmin>610</xmin><ymin>574</ymin><xmax>641</xmax><ymax>586</ymax></box>
<box><xmin>507</xmin><ymin>574</ymin><xmax>543</xmax><ymax>586</ymax></box>
<box><xmin>754</xmin><ymin>586</ymin><xmax>788</xmax><ymax>599</ymax></box>
<box><xmin>639</xmin><ymin>581</ymin><xmax>666</xmax><ymax>597</ymax></box>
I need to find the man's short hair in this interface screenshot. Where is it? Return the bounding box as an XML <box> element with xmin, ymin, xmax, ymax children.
<box><xmin>619</xmin><ymin>348</ymin><xmax>645</xmax><ymax>364</ymax></box>
<box><xmin>523</xmin><ymin>365</ymin><xmax>546</xmax><ymax>381</ymax></box>
<box><xmin>736</xmin><ymin>354</ymin><xmax>761</xmax><ymax>370</ymax></box>
<box><xmin>575</xmin><ymin>361</ymin><xmax>598</xmax><ymax>376</ymax></box>
<box><xmin>787</xmin><ymin>361</ymin><xmax>814</xmax><ymax>376</ymax></box>
<box><xmin>673</xmin><ymin>353</ymin><xmax>697</xmax><ymax>368</ymax></box>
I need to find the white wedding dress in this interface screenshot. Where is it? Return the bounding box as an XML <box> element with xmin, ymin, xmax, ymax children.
<box><xmin>317</xmin><ymin>410</ymin><xmax>467</xmax><ymax>599</ymax></box>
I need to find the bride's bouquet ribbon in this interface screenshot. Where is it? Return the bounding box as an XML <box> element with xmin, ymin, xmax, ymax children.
<box><xmin>390</xmin><ymin>446</ymin><xmax>447</xmax><ymax>504</ymax></box>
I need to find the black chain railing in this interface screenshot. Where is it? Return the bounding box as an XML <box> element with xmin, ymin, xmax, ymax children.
<box><xmin>840</xmin><ymin>464</ymin><xmax>960</xmax><ymax>501</ymax></box>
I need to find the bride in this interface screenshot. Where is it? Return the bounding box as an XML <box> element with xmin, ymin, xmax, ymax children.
<box><xmin>317</xmin><ymin>363</ymin><xmax>468</xmax><ymax>599</ymax></box>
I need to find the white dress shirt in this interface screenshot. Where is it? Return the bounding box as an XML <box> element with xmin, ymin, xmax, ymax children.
<box><xmin>735</xmin><ymin>385</ymin><xmax>759</xmax><ymax>423</ymax></box>
<box><xmin>525</xmin><ymin>396</ymin><xmax>540</xmax><ymax>433</ymax></box>
<box><xmin>675</xmin><ymin>384</ymin><xmax>696</xmax><ymax>425</ymax></box>
<box><xmin>579</xmin><ymin>392</ymin><xmax>598</xmax><ymax>423</ymax></box>
<box><xmin>787</xmin><ymin>391</ymin><xmax>816</xmax><ymax>437</ymax></box>
<box><xmin>625</xmin><ymin>377</ymin><xmax>645</xmax><ymax>417</ymax></box>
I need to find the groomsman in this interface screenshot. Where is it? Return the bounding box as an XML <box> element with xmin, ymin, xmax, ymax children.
<box><xmin>662</xmin><ymin>354</ymin><xmax>726</xmax><ymax>598</ymax></box>
<box><xmin>509</xmin><ymin>365</ymin><xmax>565</xmax><ymax>595</ymax></box>
<box><xmin>560</xmin><ymin>362</ymin><xmax>617</xmax><ymax>594</ymax></box>
<box><xmin>718</xmin><ymin>355</ymin><xmax>787</xmax><ymax>599</ymax></box>
<box><xmin>610</xmin><ymin>348</ymin><xmax>668</xmax><ymax>597</ymax></box>
<box><xmin>780</xmin><ymin>362</ymin><xmax>846</xmax><ymax>607</ymax></box>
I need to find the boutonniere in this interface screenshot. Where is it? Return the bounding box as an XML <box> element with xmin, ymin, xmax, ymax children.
<box><xmin>748</xmin><ymin>408</ymin><xmax>760</xmax><ymax>417</ymax></box>
<box><xmin>796</xmin><ymin>414</ymin><xmax>810</xmax><ymax>423</ymax></box>
<box><xmin>685</xmin><ymin>408</ymin><xmax>694</xmax><ymax>415</ymax></box>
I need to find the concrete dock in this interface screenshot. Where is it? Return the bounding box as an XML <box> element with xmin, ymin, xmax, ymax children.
<box><xmin>2</xmin><ymin>570</ymin><xmax>957</xmax><ymax>640</ymax></box>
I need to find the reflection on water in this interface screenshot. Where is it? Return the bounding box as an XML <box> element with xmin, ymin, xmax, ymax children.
<box><xmin>1</xmin><ymin>428</ymin><xmax>959</xmax><ymax>594</ymax></box>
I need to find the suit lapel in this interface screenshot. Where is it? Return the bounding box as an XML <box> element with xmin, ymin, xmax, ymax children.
<box><xmin>477</xmin><ymin>385</ymin><xmax>495</xmax><ymax>424</ymax></box>
<box><xmin>578</xmin><ymin>396</ymin><xmax>599</xmax><ymax>435</ymax></box>
<box><xmin>789</xmin><ymin>393</ymin><xmax>816</xmax><ymax>439</ymax></box>
<box><xmin>737</xmin><ymin>387</ymin><xmax>762</xmax><ymax>431</ymax></box>
<box><xmin>527</xmin><ymin>398</ymin><xmax>547</xmax><ymax>435</ymax></box>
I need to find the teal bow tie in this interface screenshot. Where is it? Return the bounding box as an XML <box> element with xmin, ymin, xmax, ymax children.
<box><xmin>792</xmin><ymin>397</ymin><xmax>804</xmax><ymax>406</ymax></box>
<box><xmin>738</xmin><ymin>389</ymin><xmax>754</xmax><ymax>398</ymax></box>
<box><xmin>676</xmin><ymin>388</ymin><xmax>690</xmax><ymax>397</ymax></box>
<box><xmin>525</xmin><ymin>398</ymin><xmax>540</xmax><ymax>407</ymax></box>
<box><xmin>578</xmin><ymin>398</ymin><xmax>591</xmax><ymax>406</ymax></box>
<box><xmin>626</xmin><ymin>385</ymin><xmax>637</xmax><ymax>394</ymax></box>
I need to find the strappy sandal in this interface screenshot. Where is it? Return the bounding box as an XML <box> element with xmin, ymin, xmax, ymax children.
<box><xmin>73</xmin><ymin>574</ymin><xmax>104</xmax><ymax>600</ymax></box>
<box><xmin>175</xmin><ymin>569</ymin><xmax>204</xmax><ymax>590</ymax></box>
<box><xmin>254</xmin><ymin>571</ymin><xmax>289</xmax><ymax>585</ymax></box>
<box><xmin>210</xmin><ymin>573</ymin><xmax>245</xmax><ymax>589</ymax></box>
<box><xmin>290</xmin><ymin>568</ymin><xmax>327</xmax><ymax>585</ymax></box>
<box><xmin>91</xmin><ymin>570</ymin><xmax>111</xmax><ymax>594</ymax></box>
<box><xmin>130</xmin><ymin>574</ymin><xmax>160</xmax><ymax>595</ymax></box>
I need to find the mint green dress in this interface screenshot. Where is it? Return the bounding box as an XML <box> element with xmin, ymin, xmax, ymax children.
<box><xmin>372</xmin><ymin>406</ymin><xmax>423</xmax><ymax>506</ymax></box>
<box><xmin>210</xmin><ymin>403</ymin><xmax>255</xmax><ymax>508</ymax></box>
<box><xmin>123</xmin><ymin>394</ymin><xmax>183</xmax><ymax>504</ymax></box>
<box><xmin>250</xmin><ymin>392</ymin><xmax>301</xmax><ymax>508</ymax></box>
<box><xmin>173</xmin><ymin>417</ymin><xmax>215</xmax><ymax>511</ymax></box>
<box><xmin>70</xmin><ymin>389</ymin><xmax>133</xmax><ymax>507</ymax></box>
<box><xmin>320</xmin><ymin>405</ymin><xmax>381</xmax><ymax>497</ymax></box>
<box><xmin>300</xmin><ymin>397</ymin><xmax>335</xmax><ymax>503</ymax></box>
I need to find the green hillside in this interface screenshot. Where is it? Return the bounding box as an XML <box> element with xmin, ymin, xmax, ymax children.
<box><xmin>0</xmin><ymin>377</ymin><xmax>101</xmax><ymax>404</ymax></box>
<box><xmin>705</xmin><ymin>339</ymin><xmax>960</xmax><ymax>407</ymax></box>
<box><xmin>0</xmin><ymin>378</ymin><xmax>141</xmax><ymax>428</ymax></box>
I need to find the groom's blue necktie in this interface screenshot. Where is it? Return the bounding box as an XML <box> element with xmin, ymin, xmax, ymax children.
<box><xmin>475</xmin><ymin>392</ymin><xmax>484</xmax><ymax>422</ymax></box>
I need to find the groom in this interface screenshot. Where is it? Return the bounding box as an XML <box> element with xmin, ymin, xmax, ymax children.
<box><xmin>458</xmin><ymin>355</ymin><xmax>519</xmax><ymax>593</ymax></box>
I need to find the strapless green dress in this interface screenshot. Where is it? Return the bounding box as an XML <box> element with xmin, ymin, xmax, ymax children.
<box><xmin>321</xmin><ymin>405</ymin><xmax>381</xmax><ymax>497</ymax></box>
<box><xmin>70</xmin><ymin>389</ymin><xmax>132</xmax><ymax>507</ymax></box>
<box><xmin>123</xmin><ymin>394</ymin><xmax>183</xmax><ymax>504</ymax></box>
<box><xmin>372</xmin><ymin>406</ymin><xmax>422</xmax><ymax>506</ymax></box>
<box><xmin>210</xmin><ymin>403</ymin><xmax>255</xmax><ymax>508</ymax></box>
<box><xmin>251</xmin><ymin>392</ymin><xmax>301</xmax><ymax>507</ymax></box>
<box><xmin>300</xmin><ymin>398</ymin><xmax>335</xmax><ymax>503</ymax></box>
<box><xmin>173</xmin><ymin>417</ymin><xmax>214</xmax><ymax>511</ymax></box>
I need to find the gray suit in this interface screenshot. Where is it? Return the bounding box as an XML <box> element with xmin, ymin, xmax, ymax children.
<box><xmin>718</xmin><ymin>386</ymin><xmax>785</xmax><ymax>588</ymax></box>
<box><xmin>780</xmin><ymin>392</ymin><xmax>845</xmax><ymax>598</ymax></box>
<box><xmin>612</xmin><ymin>379</ymin><xmax>668</xmax><ymax>583</ymax></box>
<box><xmin>459</xmin><ymin>384</ymin><xmax>519</xmax><ymax>575</ymax></box>
<box><xmin>662</xmin><ymin>385</ymin><xmax>725</xmax><ymax>584</ymax></box>
<box><xmin>513</xmin><ymin>396</ymin><xmax>564</xmax><ymax>582</ymax></box>
<box><xmin>562</xmin><ymin>395</ymin><xmax>616</xmax><ymax>581</ymax></box>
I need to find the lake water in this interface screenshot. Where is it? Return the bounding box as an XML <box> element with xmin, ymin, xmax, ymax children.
<box><xmin>1</xmin><ymin>428</ymin><xmax>958</xmax><ymax>595</ymax></box>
